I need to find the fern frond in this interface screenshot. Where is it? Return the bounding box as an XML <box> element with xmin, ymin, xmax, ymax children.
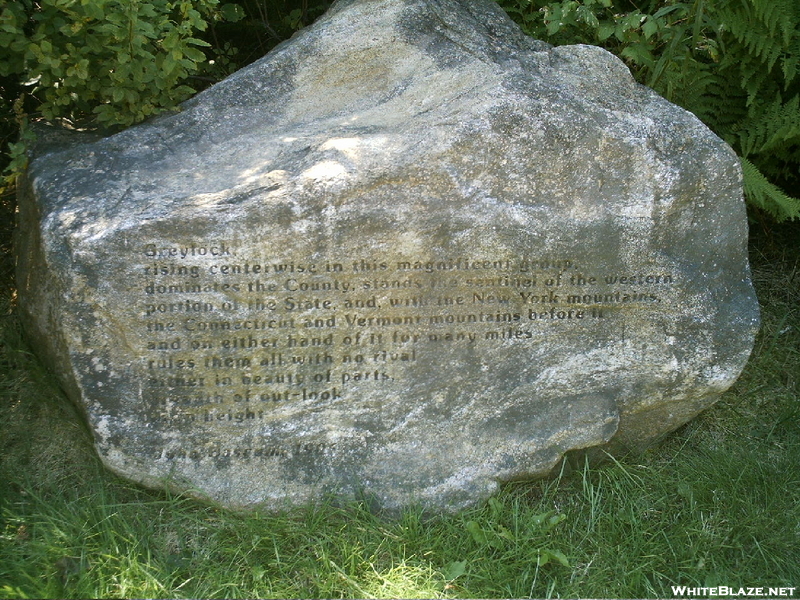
<box><xmin>747</xmin><ymin>0</ymin><xmax>798</xmax><ymax>47</ymax></box>
<box><xmin>724</xmin><ymin>10</ymin><xmax>771</xmax><ymax>68</ymax></box>
<box><xmin>653</xmin><ymin>61</ymin><xmax>722</xmax><ymax>122</ymax></box>
<box><xmin>783</xmin><ymin>37</ymin><xmax>800</xmax><ymax>85</ymax></box>
<box><xmin>741</xmin><ymin>157</ymin><xmax>800</xmax><ymax>222</ymax></box>
<box><xmin>734</xmin><ymin>95</ymin><xmax>800</xmax><ymax>157</ymax></box>
<box><xmin>720</xmin><ymin>0</ymin><xmax>799</xmax><ymax>76</ymax></box>
<box><xmin>698</xmin><ymin>72</ymin><xmax>748</xmax><ymax>134</ymax></box>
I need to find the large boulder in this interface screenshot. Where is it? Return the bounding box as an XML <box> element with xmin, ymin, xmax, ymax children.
<box><xmin>16</xmin><ymin>0</ymin><xmax>759</xmax><ymax>512</ymax></box>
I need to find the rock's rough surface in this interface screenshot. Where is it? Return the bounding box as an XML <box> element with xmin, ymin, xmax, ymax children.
<box><xmin>17</xmin><ymin>0</ymin><xmax>759</xmax><ymax>512</ymax></box>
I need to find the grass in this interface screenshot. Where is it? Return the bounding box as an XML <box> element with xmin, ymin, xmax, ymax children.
<box><xmin>1</xmin><ymin>209</ymin><xmax>798</xmax><ymax>598</ymax></box>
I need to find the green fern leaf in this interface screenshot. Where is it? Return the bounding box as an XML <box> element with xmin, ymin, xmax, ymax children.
<box><xmin>741</xmin><ymin>157</ymin><xmax>800</xmax><ymax>222</ymax></box>
<box><xmin>734</xmin><ymin>95</ymin><xmax>800</xmax><ymax>157</ymax></box>
<box><xmin>748</xmin><ymin>0</ymin><xmax>798</xmax><ymax>46</ymax></box>
<box><xmin>720</xmin><ymin>0</ymin><xmax>799</xmax><ymax>76</ymax></box>
<box><xmin>783</xmin><ymin>37</ymin><xmax>800</xmax><ymax>84</ymax></box>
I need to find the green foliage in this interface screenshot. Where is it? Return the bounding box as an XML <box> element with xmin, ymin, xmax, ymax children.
<box><xmin>0</xmin><ymin>0</ymin><xmax>219</xmax><ymax>128</ymax></box>
<box><xmin>0</xmin><ymin>0</ymin><xmax>331</xmax><ymax>190</ymax></box>
<box><xmin>2</xmin><ymin>96</ymin><xmax>34</xmax><ymax>191</ymax></box>
<box><xmin>498</xmin><ymin>0</ymin><xmax>800</xmax><ymax>222</ymax></box>
<box><xmin>742</xmin><ymin>157</ymin><xmax>800</xmax><ymax>221</ymax></box>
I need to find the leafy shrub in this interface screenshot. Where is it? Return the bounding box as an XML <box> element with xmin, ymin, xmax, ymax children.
<box><xmin>498</xmin><ymin>0</ymin><xmax>800</xmax><ymax>222</ymax></box>
<box><xmin>0</xmin><ymin>0</ymin><xmax>336</xmax><ymax>193</ymax></box>
<box><xmin>0</xmin><ymin>0</ymin><xmax>219</xmax><ymax>128</ymax></box>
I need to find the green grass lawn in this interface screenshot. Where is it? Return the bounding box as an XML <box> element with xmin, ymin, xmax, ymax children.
<box><xmin>1</xmin><ymin>217</ymin><xmax>798</xmax><ymax>599</ymax></box>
